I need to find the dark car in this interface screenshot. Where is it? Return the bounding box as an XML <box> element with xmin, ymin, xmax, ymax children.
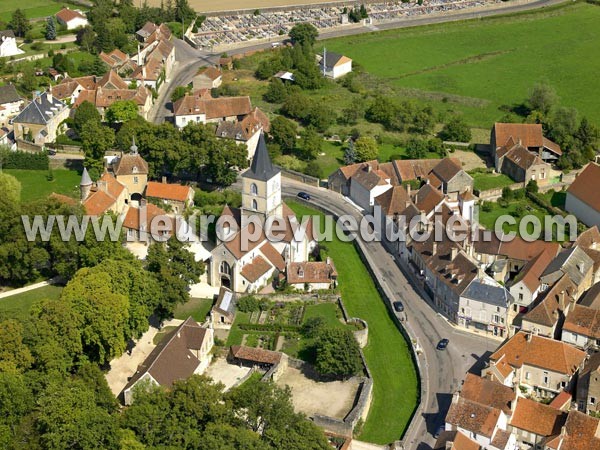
<box><xmin>47</xmin><ymin>149</ymin><xmax>57</xmax><ymax>156</ymax></box>
<box><xmin>393</xmin><ymin>301</ymin><xmax>404</xmax><ymax>312</ymax></box>
<box><xmin>436</xmin><ymin>338</ymin><xmax>449</xmax><ymax>350</ymax></box>
<box><xmin>297</xmin><ymin>192</ymin><xmax>311</xmax><ymax>201</ymax></box>
<box><xmin>434</xmin><ymin>424</ymin><xmax>445</xmax><ymax>438</ymax></box>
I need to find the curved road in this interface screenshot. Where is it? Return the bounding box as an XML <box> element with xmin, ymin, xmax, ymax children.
<box><xmin>149</xmin><ymin>0</ymin><xmax>567</xmax><ymax>124</ymax></box>
<box><xmin>281</xmin><ymin>178</ymin><xmax>497</xmax><ymax>450</ymax></box>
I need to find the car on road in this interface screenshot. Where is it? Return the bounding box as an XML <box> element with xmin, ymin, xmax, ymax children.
<box><xmin>436</xmin><ymin>338</ymin><xmax>449</xmax><ymax>350</ymax></box>
<box><xmin>297</xmin><ymin>192</ymin><xmax>311</xmax><ymax>201</ymax></box>
<box><xmin>434</xmin><ymin>424</ymin><xmax>445</xmax><ymax>438</ymax></box>
<box><xmin>393</xmin><ymin>301</ymin><xmax>404</xmax><ymax>312</ymax></box>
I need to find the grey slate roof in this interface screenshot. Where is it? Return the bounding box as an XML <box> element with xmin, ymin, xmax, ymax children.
<box><xmin>0</xmin><ymin>84</ymin><xmax>21</xmax><ymax>105</ymax></box>
<box><xmin>542</xmin><ymin>246</ymin><xmax>593</xmax><ymax>286</ymax></box>
<box><xmin>322</xmin><ymin>51</ymin><xmax>345</xmax><ymax>68</ymax></box>
<box><xmin>13</xmin><ymin>93</ymin><xmax>66</xmax><ymax>126</ymax></box>
<box><xmin>242</xmin><ymin>133</ymin><xmax>280</xmax><ymax>182</ymax></box>
<box><xmin>461</xmin><ymin>279</ymin><xmax>512</xmax><ymax>307</ymax></box>
<box><xmin>80</xmin><ymin>167</ymin><xmax>92</xmax><ymax>186</ymax></box>
<box><xmin>0</xmin><ymin>30</ymin><xmax>15</xmax><ymax>39</ymax></box>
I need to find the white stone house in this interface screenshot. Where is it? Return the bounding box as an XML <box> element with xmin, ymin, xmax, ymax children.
<box><xmin>0</xmin><ymin>30</ymin><xmax>23</xmax><ymax>58</ymax></box>
<box><xmin>55</xmin><ymin>8</ymin><xmax>89</xmax><ymax>30</ymax></box>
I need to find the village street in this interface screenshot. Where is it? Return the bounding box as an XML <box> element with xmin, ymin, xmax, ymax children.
<box><xmin>280</xmin><ymin>178</ymin><xmax>498</xmax><ymax>449</ymax></box>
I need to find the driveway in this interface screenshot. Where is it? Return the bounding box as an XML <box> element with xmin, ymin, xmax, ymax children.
<box><xmin>105</xmin><ymin>326</ymin><xmax>160</xmax><ymax>397</ymax></box>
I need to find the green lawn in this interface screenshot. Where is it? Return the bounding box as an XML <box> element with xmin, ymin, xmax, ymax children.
<box><xmin>173</xmin><ymin>297</ymin><xmax>213</xmax><ymax>322</ymax></box>
<box><xmin>0</xmin><ymin>0</ymin><xmax>64</xmax><ymax>21</ymax></box>
<box><xmin>540</xmin><ymin>190</ymin><xmax>567</xmax><ymax>209</ymax></box>
<box><xmin>470</xmin><ymin>171</ymin><xmax>515</xmax><ymax>192</ymax></box>
<box><xmin>5</xmin><ymin>169</ymin><xmax>81</xmax><ymax>203</ymax></box>
<box><xmin>288</xmin><ymin>201</ymin><xmax>418</xmax><ymax>444</ymax></box>
<box><xmin>478</xmin><ymin>199</ymin><xmax>547</xmax><ymax>235</ymax></box>
<box><xmin>324</xmin><ymin>2</ymin><xmax>600</xmax><ymax>127</ymax></box>
<box><xmin>0</xmin><ymin>285</ymin><xmax>63</xmax><ymax>321</ymax></box>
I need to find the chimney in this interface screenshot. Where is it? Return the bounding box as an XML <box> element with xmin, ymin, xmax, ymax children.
<box><xmin>526</xmin><ymin>332</ymin><xmax>533</xmax><ymax>342</ymax></box>
<box><xmin>367</xmin><ymin>164</ymin><xmax>372</xmax><ymax>173</ymax></box>
<box><xmin>406</xmin><ymin>183</ymin><xmax>411</xmax><ymax>197</ymax></box>
<box><xmin>97</xmin><ymin>180</ymin><xmax>107</xmax><ymax>193</ymax></box>
<box><xmin>560</xmin><ymin>290</ymin><xmax>565</xmax><ymax>309</ymax></box>
<box><xmin>162</xmin><ymin>176</ymin><xmax>167</xmax><ymax>184</ymax></box>
<box><xmin>451</xmin><ymin>247</ymin><xmax>458</xmax><ymax>260</ymax></box>
<box><xmin>432</xmin><ymin>241</ymin><xmax>437</xmax><ymax>255</ymax></box>
<box><xmin>46</xmin><ymin>90</ymin><xmax>52</xmax><ymax>103</ymax></box>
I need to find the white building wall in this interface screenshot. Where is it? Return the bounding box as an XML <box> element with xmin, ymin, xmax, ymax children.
<box><xmin>175</xmin><ymin>113</ymin><xmax>207</xmax><ymax>129</ymax></box>
<box><xmin>565</xmin><ymin>193</ymin><xmax>600</xmax><ymax>228</ymax></box>
<box><xmin>332</xmin><ymin>61</ymin><xmax>352</xmax><ymax>79</ymax></box>
<box><xmin>0</xmin><ymin>36</ymin><xmax>23</xmax><ymax>57</ymax></box>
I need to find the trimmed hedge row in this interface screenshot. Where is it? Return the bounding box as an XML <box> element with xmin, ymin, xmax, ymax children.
<box><xmin>2</xmin><ymin>151</ymin><xmax>49</xmax><ymax>170</ymax></box>
<box><xmin>237</xmin><ymin>323</ymin><xmax>300</xmax><ymax>333</ymax></box>
<box><xmin>526</xmin><ymin>191</ymin><xmax>565</xmax><ymax>217</ymax></box>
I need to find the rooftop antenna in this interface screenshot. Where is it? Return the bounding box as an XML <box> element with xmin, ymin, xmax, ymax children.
<box><xmin>323</xmin><ymin>47</ymin><xmax>326</xmax><ymax>76</ymax></box>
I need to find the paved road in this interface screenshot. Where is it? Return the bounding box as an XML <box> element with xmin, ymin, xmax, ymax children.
<box><xmin>281</xmin><ymin>178</ymin><xmax>498</xmax><ymax>450</ymax></box>
<box><xmin>147</xmin><ymin>39</ymin><xmax>215</xmax><ymax>124</ymax></box>
<box><xmin>149</xmin><ymin>0</ymin><xmax>566</xmax><ymax>124</ymax></box>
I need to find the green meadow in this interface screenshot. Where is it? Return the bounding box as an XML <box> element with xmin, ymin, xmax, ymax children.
<box><xmin>324</xmin><ymin>2</ymin><xmax>600</xmax><ymax>128</ymax></box>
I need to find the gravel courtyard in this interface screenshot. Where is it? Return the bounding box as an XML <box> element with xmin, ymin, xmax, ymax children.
<box><xmin>276</xmin><ymin>366</ymin><xmax>360</xmax><ymax>420</ymax></box>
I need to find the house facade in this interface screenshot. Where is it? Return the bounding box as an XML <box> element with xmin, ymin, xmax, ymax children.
<box><xmin>0</xmin><ymin>30</ymin><xmax>23</xmax><ymax>58</ymax></box>
<box><xmin>55</xmin><ymin>8</ymin><xmax>88</xmax><ymax>30</ymax></box>
<box><xmin>319</xmin><ymin>51</ymin><xmax>352</xmax><ymax>79</ymax></box>
<box><xmin>13</xmin><ymin>92</ymin><xmax>69</xmax><ymax>146</ymax></box>
<box><xmin>565</xmin><ymin>163</ymin><xmax>600</xmax><ymax>228</ymax></box>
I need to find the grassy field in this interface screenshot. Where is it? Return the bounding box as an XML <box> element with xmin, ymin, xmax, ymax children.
<box><xmin>0</xmin><ymin>0</ymin><xmax>64</xmax><ymax>21</ymax></box>
<box><xmin>478</xmin><ymin>199</ymin><xmax>547</xmax><ymax>235</ymax></box>
<box><xmin>5</xmin><ymin>169</ymin><xmax>80</xmax><ymax>203</ymax></box>
<box><xmin>470</xmin><ymin>171</ymin><xmax>515</xmax><ymax>191</ymax></box>
<box><xmin>0</xmin><ymin>285</ymin><xmax>63</xmax><ymax>321</ymax></box>
<box><xmin>288</xmin><ymin>200</ymin><xmax>417</xmax><ymax>444</ymax></box>
<box><xmin>325</xmin><ymin>2</ymin><xmax>600</xmax><ymax>127</ymax></box>
<box><xmin>173</xmin><ymin>298</ymin><xmax>214</xmax><ymax>322</ymax></box>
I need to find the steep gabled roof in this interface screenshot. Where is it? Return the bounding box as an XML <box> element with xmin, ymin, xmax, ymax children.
<box><xmin>112</xmin><ymin>153</ymin><xmax>149</xmax><ymax>176</ymax></box>
<box><xmin>240</xmin><ymin>255</ymin><xmax>272</xmax><ymax>283</ymax></box>
<box><xmin>242</xmin><ymin>133</ymin><xmax>279</xmax><ymax>182</ymax></box>
<box><xmin>374</xmin><ymin>185</ymin><xmax>410</xmax><ymax>216</ymax></box>
<box><xmin>430</xmin><ymin>157</ymin><xmax>463</xmax><ymax>183</ymax></box>
<box><xmin>567</xmin><ymin>163</ymin><xmax>600</xmax><ymax>213</ymax></box>
<box><xmin>494</xmin><ymin>123</ymin><xmax>544</xmax><ymax>149</ymax></box>
<box><xmin>56</xmin><ymin>7</ymin><xmax>86</xmax><ymax>23</ymax></box>
<box><xmin>0</xmin><ymin>84</ymin><xmax>22</xmax><ymax>104</ymax></box>
<box><xmin>510</xmin><ymin>397</ymin><xmax>566</xmax><ymax>437</ymax></box>
<box><xmin>13</xmin><ymin>94</ymin><xmax>66</xmax><ymax>125</ymax></box>
<box><xmin>460</xmin><ymin>373</ymin><xmax>515</xmax><ymax>415</ymax></box>
<box><xmin>124</xmin><ymin>317</ymin><xmax>209</xmax><ymax>391</ymax></box>
<box><xmin>489</xmin><ymin>331</ymin><xmax>586</xmax><ymax>375</ymax></box>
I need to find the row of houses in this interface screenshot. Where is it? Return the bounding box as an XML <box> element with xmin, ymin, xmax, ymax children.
<box><xmin>329</xmin><ymin>150</ymin><xmax>600</xmax><ymax>341</ymax></box>
<box><xmin>172</xmin><ymin>88</ymin><xmax>271</xmax><ymax>159</ymax></box>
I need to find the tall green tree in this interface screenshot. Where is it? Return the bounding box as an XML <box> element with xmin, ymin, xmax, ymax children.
<box><xmin>73</xmin><ymin>100</ymin><xmax>101</xmax><ymax>131</ymax></box>
<box><xmin>80</xmin><ymin>121</ymin><xmax>115</xmax><ymax>175</ymax></box>
<box><xmin>45</xmin><ymin>16</ymin><xmax>57</xmax><ymax>40</ymax></box>
<box><xmin>105</xmin><ymin>100</ymin><xmax>139</xmax><ymax>123</ymax></box>
<box><xmin>528</xmin><ymin>81</ymin><xmax>558</xmax><ymax>117</ymax></box>
<box><xmin>288</xmin><ymin>23</ymin><xmax>318</xmax><ymax>47</ymax></box>
<box><xmin>314</xmin><ymin>327</ymin><xmax>362</xmax><ymax>378</ymax></box>
<box><xmin>354</xmin><ymin>136</ymin><xmax>378</xmax><ymax>162</ymax></box>
<box><xmin>9</xmin><ymin>9</ymin><xmax>30</xmax><ymax>38</ymax></box>
<box><xmin>269</xmin><ymin>116</ymin><xmax>297</xmax><ymax>153</ymax></box>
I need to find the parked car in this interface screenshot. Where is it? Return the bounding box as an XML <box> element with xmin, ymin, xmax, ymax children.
<box><xmin>436</xmin><ymin>338</ymin><xmax>449</xmax><ymax>350</ymax></box>
<box><xmin>434</xmin><ymin>424</ymin><xmax>445</xmax><ymax>438</ymax></box>
<box><xmin>297</xmin><ymin>192</ymin><xmax>311</xmax><ymax>201</ymax></box>
<box><xmin>393</xmin><ymin>301</ymin><xmax>404</xmax><ymax>312</ymax></box>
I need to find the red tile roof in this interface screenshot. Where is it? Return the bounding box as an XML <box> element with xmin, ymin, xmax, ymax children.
<box><xmin>146</xmin><ymin>181</ymin><xmax>193</xmax><ymax>202</ymax></box>
<box><xmin>82</xmin><ymin>172</ymin><xmax>125</xmax><ymax>216</ymax></box>
<box><xmin>510</xmin><ymin>397</ymin><xmax>566</xmax><ymax>436</ymax></box>
<box><xmin>287</xmin><ymin>260</ymin><xmax>337</xmax><ymax>285</ymax></box>
<box><xmin>259</xmin><ymin>242</ymin><xmax>285</xmax><ymax>271</ymax></box>
<box><xmin>240</xmin><ymin>255</ymin><xmax>272</xmax><ymax>283</ymax></box>
<box><xmin>56</xmin><ymin>7</ymin><xmax>86</xmax><ymax>23</ymax></box>
<box><xmin>123</xmin><ymin>204</ymin><xmax>169</xmax><ymax>232</ymax></box>
<box><xmin>489</xmin><ymin>331</ymin><xmax>586</xmax><ymax>375</ymax></box>
<box><xmin>567</xmin><ymin>163</ymin><xmax>600</xmax><ymax>213</ymax></box>
<box><xmin>230</xmin><ymin>345</ymin><xmax>282</xmax><ymax>365</ymax></box>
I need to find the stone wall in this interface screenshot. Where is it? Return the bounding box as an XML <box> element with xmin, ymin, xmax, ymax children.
<box><xmin>280</xmin><ymin>167</ymin><xmax>321</xmax><ymax>187</ymax></box>
<box><xmin>261</xmin><ymin>353</ymin><xmax>288</xmax><ymax>382</ymax></box>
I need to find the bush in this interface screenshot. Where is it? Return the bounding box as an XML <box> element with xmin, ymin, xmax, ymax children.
<box><xmin>439</xmin><ymin>116</ymin><xmax>472</xmax><ymax>142</ymax></box>
<box><xmin>0</xmin><ymin>150</ymin><xmax>49</xmax><ymax>170</ymax></box>
<box><xmin>526</xmin><ymin>180</ymin><xmax>539</xmax><ymax>193</ymax></box>
<box><xmin>481</xmin><ymin>201</ymin><xmax>493</xmax><ymax>213</ymax></box>
<box><xmin>238</xmin><ymin>323</ymin><xmax>300</xmax><ymax>333</ymax></box>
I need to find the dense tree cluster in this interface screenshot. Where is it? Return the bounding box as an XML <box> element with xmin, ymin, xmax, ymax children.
<box><xmin>366</xmin><ymin>96</ymin><xmax>436</xmax><ymax>135</ymax></box>
<box><xmin>525</xmin><ymin>82</ymin><xmax>599</xmax><ymax>169</ymax></box>
<box><xmin>84</xmin><ymin>0</ymin><xmax>200</xmax><ymax>55</ymax></box>
<box><xmin>256</xmin><ymin>24</ymin><xmax>323</xmax><ymax>90</ymax></box>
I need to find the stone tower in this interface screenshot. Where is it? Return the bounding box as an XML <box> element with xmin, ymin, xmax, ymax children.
<box><xmin>241</xmin><ymin>133</ymin><xmax>282</xmax><ymax>225</ymax></box>
<box><xmin>80</xmin><ymin>167</ymin><xmax>92</xmax><ymax>201</ymax></box>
